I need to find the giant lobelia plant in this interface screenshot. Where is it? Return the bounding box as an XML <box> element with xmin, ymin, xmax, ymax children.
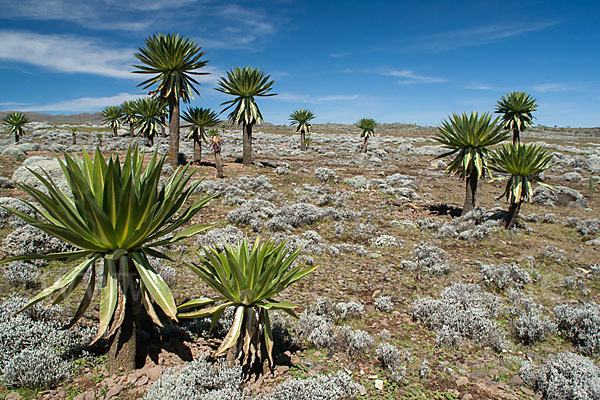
<box><xmin>0</xmin><ymin>146</ymin><xmax>214</xmax><ymax>372</ymax></box>
<box><xmin>178</xmin><ymin>237</ymin><xmax>317</xmax><ymax>373</ymax></box>
<box><xmin>3</xmin><ymin>111</ymin><xmax>30</xmax><ymax>144</ymax></box>
<box><xmin>434</xmin><ymin>112</ymin><xmax>509</xmax><ymax>215</ymax></box>
<box><xmin>489</xmin><ymin>143</ymin><xmax>553</xmax><ymax>228</ymax></box>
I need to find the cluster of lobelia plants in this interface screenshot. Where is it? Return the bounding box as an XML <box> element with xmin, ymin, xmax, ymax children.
<box><xmin>0</xmin><ymin>145</ymin><xmax>316</xmax><ymax>376</ymax></box>
<box><xmin>434</xmin><ymin>91</ymin><xmax>553</xmax><ymax>228</ymax></box>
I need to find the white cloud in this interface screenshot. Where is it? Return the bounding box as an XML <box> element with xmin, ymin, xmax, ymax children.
<box><xmin>530</xmin><ymin>82</ymin><xmax>583</xmax><ymax>92</ymax></box>
<box><xmin>0</xmin><ymin>31</ymin><xmax>136</xmax><ymax>79</ymax></box>
<box><xmin>3</xmin><ymin>0</ymin><xmax>280</xmax><ymax>47</ymax></box>
<box><xmin>383</xmin><ymin>69</ymin><xmax>446</xmax><ymax>84</ymax></box>
<box><xmin>401</xmin><ymin>20</ymin><xmax>560</xmax><ymax>52</ymax></box>
<box><xmin>13</xmin><ymin>93</ymin><xmax>144</xmax><ymax>112</ymax></box>
<box><xmin>2</xmin><ymin>0</ymin><xmax>154</xmax><ymax>31</ymax></box>
<box><xmin>330</xmin><ymin>52</ymin><xmax>351</xmax><ymax>58</ymax></box>
<box><xmin>0</xmin><ymin>30</ymin><xmax>221</xmax><ymax>83</ymax></box>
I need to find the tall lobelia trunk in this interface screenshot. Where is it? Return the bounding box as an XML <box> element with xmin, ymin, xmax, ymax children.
<box><xmin>14</xmin><ymin>133</ymin><xmax>19</xmax><ymax>144</ymax></box>
<box><xmin>505</xmin><ymin>200</ymin><xmax>522</xmax><ymax>229</ymax></box>
<box><xmin>300</xmin><ymin>130</ymin><xmax>306</xmax><ymax>151</ymax></box>
<box><xmin>193</xmin><ymin>129</ymin><xmax>202</xmax><ymax>165</ymax></box>
<box><xmin>215</xmin><ymin>151</ymin><xmax>224</xmax><ymax>178</ymax></box>
<box><xmin>462</xmin><ymin>171</ymin><xmax>478</xmax><ymax>216</ymax></box>
<box><xmin>161</xmin><ymin>118</ymin><xmax>166</xmax><ymax>138</ymax></box>
<box><xmin>108</xmin><ymin>258</ymin><xmax>140</xmax><ymax>373</ymax></box>
<box><xmin>114</xmin><ymin>126</ymin><xmax>118</xmax><ymax>137</ymax></box>
<box><xmin>242</xmin><ymin>121</ymin><xmax>253</xmax><ymax>166</ymax></box>
<box><xmin>129</xmin><ymin>123</ymin><xmax>134</xmax><ymax>138</ymax></box>
<box><xmin>72</xmin><ymin>132</ymin><xmax>77</xmax><ymax>145</ymax></box>
<box><xmin>362</xmin><ymin>136</ymin><xmax>369</xmax><ymax>153</ymax></box>
<box><xmin>168</xmin><ymin>95</ymin><xmax>180</xmax><ymax>165</ymax></box>
<box><xmin>513</xmin><ymin>128</ymin><xmax>519</xmax><ymax>145</ymax></box>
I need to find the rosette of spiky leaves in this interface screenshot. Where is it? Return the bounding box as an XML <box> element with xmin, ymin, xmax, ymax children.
<box><xmin>208</xmin><ymin>130</ymin><xmax>223</xmax><ymax>153</ymax></box>
<box><xmin>120</xmin><ymin>100</ymin><xmax>139</xmax><ymax>126</ymax></box>
<box><xmin>434</xmin><ymin>112</ymin><xmax>509</xmax><ymax>180</ymax></box>
<box><xmin>178</xmin><ymin>237</ymin><xmax>317</xmax><ymax>368</ymax></box>
<box><xmin>102</xmin><ymin>106</ymin><xmax>123</xmax><ymax>135</ymax></box>
<box><xmin>289</xmin><ymin>109</ymin><xmax>315</xmax><ymax>134</ymax></box>
<box><xmin>216</xmin><ymin>67</ymin><xmax>276</xmax><ymax>126</ymax></box>
<box><xmin>3</xmin><ymin>112</ymin><xmax>29</xmax><ymax>141</ymax></box>
<box><xmin>495</xmin><ymin>91</ymin><xmax>537</xmax><ymax>144</ymax></box>
<box><xmin>356</xmin><ymin>118</ymin><xmax>377</xmax><ymax>138</ymax></box>
<box><xmin>133</xmin><ymin>97</ymin><xmax>166</xmax><ymax>139</ymax></box>
<box><xmin>182</xmin><ymin>107</ymin><xmax>220</xmax><ymax>141</ymax></box>
<box><xmin>133</xmin><ymin>33</ymin><xmax>208</xmax><ymax>103</ymax></box>
<box><xmin>0</xmin><ymin>146</ymin><xmax>214</xmax><ymax>342</ymax></box>
<box><xmin>489</xmin><ymin>143</ymin><xmax>553</xmax><ymax>204</ymax></box>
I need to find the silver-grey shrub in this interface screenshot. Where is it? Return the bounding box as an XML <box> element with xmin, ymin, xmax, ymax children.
<box><xmin>226</xmin><ymin>199</ymin><xmax>277</xmax><ymax>231</ymax></box>
<box><xmin>537</xmin><ymin>245</ymin><xmax>566</xmax><ymax>263</ymax></box>
<box><xmin>507</xmin><ymin>290</ymin><xmax>556</xmax><ymax>345</ymax></box>
<box><xmin>2</xmin><ymin>225</ymin><xmax>75</xmax><ymax>265</ymax></box>
<box><xmin>520</xmin><ymin>352</ymin><xmax>600</xmax><ymax>400</ymax></box>
<box><xmin>369</xmin><ymin>234</ymin><xmax>401</xmax><ymax>248</ymax></box>
<box><xmin>4</xmin><ymin>261</ymin><xmax>39</xmax><ymax>288</ymax></box>
<box><xmin>0</xmin><ymin>197</ymin><xmax>38</xmax><ymax>228</ymax></box>
<box><xmin>568</xmin><ymin>217</ymin><xmax>600</xmax><ymax>236</ymax></box>
<box><xmin>376</xmin><ymin>342</ymin><xmax>400</xmax><ymax>371</ymax></box>
<box><xmin>314</xmin><ymin>167</ymin><xmax>338</xmax><ymax>183</ymax></box>
<box><xmin>480</xmin><ymin>263</ymin><xmax>531</xmax><ymax>290</ymax></box>
<box><xmin>144</xmin><ymin>354</ymin><xmax>243</xmax><ymax>400</ymax></box>
<box><xmin>265</xmin><ymin>203</ymin><xmax>323</xmax><ymax>231</ymax></box>
<box><xmin>2</xmin><ymin>347</ymin><xmax>71</xmax><ymax>388</ymax></box>
<box><xmin>554</xmin><ymin>302</ymin><xmax>600</xmax><ymax>355</ymax></box>
<box><xmin>374</xmin><ymin>295</ymin><xmax>394</xmax><ymax>312</ymax></box>
<box><xmin>0</xmin><ymin>295</ymin><xmax>95</xmax><ymax>388</ymax></box>
<box><xmin>257</xmin><ymin>371</ymin><xmax>359</xmax><ymax>400</ymax></box>
<box><xmin>195</xmin><ymin>226</ymin><xmax>245</xmax><ymax>251</ymax></box>
<box><xmin>403</xmin><ymin>243</ymin><xmax>451</xmax><ymax>276</ymax></box>
<box><xmin>412</xmin><ymin>283</ymin><xmax>505</xmax><ymax>351</ymax></box>
<box><xmin>337</xmin><ymin>326</ymin><xmax>374</xmax><ymax>357</ymax></box>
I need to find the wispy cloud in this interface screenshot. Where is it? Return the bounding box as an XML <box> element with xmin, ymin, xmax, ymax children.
<box><xmin>330</xmin><ymin>52</ymin><xmax>351</xmax><ymax>58</ymax></box>
<box><xmin>464</xmin><ymin>82</ymin><xmax>505</xmax><ymax>91</ymax></box>
<box><xmin>0</xmin><ymin>31</ymin><xmax>136</xmax><ymax>79</ymax></box>
<box><xmin>383</xmin><ymin>69</ymin><xmax>446</xmax><ymax>84</ymax></box>
<box><xmin>398</xmin><ymin>20</ymin><xmax>560</xmax><ymax>52</ymax></box>
<box><xmin>2</xmin><ymin>0</ymin><xmax>280</xmax><ymax>48</ymax></box>
<box><xmin>0</xmin><ymin>30</ymin><xmax>222</xmax><ymax>82</ymax></box>
<box><xmin>192</xmin><ymin>4</ymin><xmax>278</xmax><ymax>49</ymax></box>
<box><xmin>2</xmin><ymin>0</ymin><xmax>156</xmax><ymax>31</ymax></box>
<box><xmin>9</xmin><ymin>93</ymin><xmax>144</xmax><ymax>112</ymax></box>
<box><xmin>275</xmin><ymin>93</ymin><xmax>360</xmax><ymax>104</ymax></box>
<box><xmin>530</xmin><ymin>82</ymin><xmax>584</xmax><ymax>92</ymax></box>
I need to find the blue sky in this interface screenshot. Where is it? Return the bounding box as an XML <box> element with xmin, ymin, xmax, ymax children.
<box><xmin>0</xmin><ymin>0</ymin><xmax>598</xmax><ymax>127</ymax></box>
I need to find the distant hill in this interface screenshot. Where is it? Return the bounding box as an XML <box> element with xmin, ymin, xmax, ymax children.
<box><xmin>0</xmin><ymin>111</ymin><xmax>104</xmax><ymax>124</ymax></box>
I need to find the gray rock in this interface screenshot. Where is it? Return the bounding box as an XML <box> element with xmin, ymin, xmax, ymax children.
<box><xmin>12</xmin><ymin>158</ymin><xmax>69</xmax><ymax>194</ymax></box>
<box><xmin>532</xmin><ymin>185</ymin><xmax>588</xmax><ymax>208</ymax></box>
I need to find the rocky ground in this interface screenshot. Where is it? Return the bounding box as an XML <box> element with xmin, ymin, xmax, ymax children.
<box><xmin>0</xmin><ymin>120</ymin><xmax>599</xmax><ymax>400</ymax></box>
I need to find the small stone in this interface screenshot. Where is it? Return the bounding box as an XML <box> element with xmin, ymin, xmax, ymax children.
<box><xmin>104</xmin><ymin>384</ymin><xmax>123</xmax><ymax>399</ymax></box>
<box><xmin>6</xmin><ymin>392</ymin><xmax>21</xmax><ymax>400</ymax></box>
<box><xmin>145</xmin><ymin>365</ymin><xmax>163</xmax><ymax>381</ymax></box>
<box><xmin>357</xmin><ymin>384</ymin><xmax>367</xmax><ymax>396</ymax></box>
<box><xmin>462</xmin><ymin>394</ymin><xmax>473</xmax><ymax>400</ymax></box>
<box><xmin>521</xmin><ymin>387</ymin><xmax>535</xmax><ymax>396</ymax></box>
<box><xmin>456</xmin><ymin>376</ymin><xmax>469</xmax><ymax>386</ymax></box>
<box><xmin>136</xmin><ymin>376</ymin><xmax>149</xmax><ymax>386</ymax></box>
<box><xmin>508</xmin><ymin>375</ymin><xmax>524</xmax><ymax>387</ymax></box>
<box><xmin>374</xmin><ymin>379</ymin><xmax>384</xmax><ymax>390</ymax></box>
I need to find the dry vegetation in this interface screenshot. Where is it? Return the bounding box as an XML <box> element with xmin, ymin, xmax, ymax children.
<box><xmin>0</xmin><ymin>120</ymin><xmax>599</xmax><ymax>399</ymax></box>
